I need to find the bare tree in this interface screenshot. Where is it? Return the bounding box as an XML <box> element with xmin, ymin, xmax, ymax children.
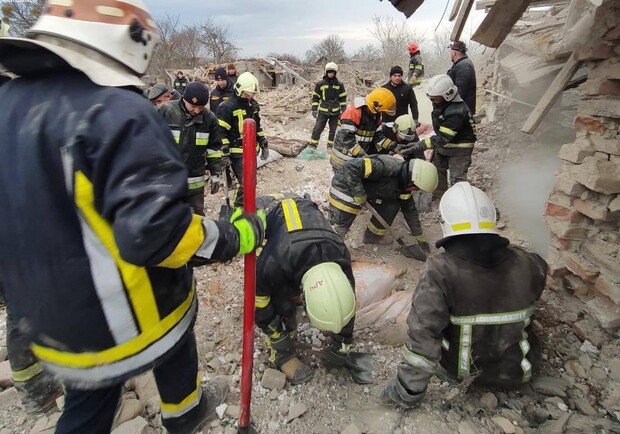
<box><xmin>1</xmin><ymin>0</ymin><xmax>45</xmax><ymax>36</ymax></box>
<box><xmin>351</xmin><ymin>44</ymin><xmax>382</xmax><ymax>70</ymax></box>
<box><xmin>370</xmin><ymin>15</ymin><xmax>426</xmax><ymax>73</ymax></box>
<box><xmin>197</xmin><ymin>19</ymin><xmax>237</xmax><ymax>63</ymax></box>
<box><xmin>306</xmin><ymin>34</ymin><xmax>347</xmax><ymax>64</ymax></box>
<box><xmin>174</xmin><ymin>26</ymin><xmax>204</xmax><ymax>69</ymax></box>
<box><xmin>423</xmin><ymin>27</ymin><xmax>453</xmax><ymax>76</ymax></box>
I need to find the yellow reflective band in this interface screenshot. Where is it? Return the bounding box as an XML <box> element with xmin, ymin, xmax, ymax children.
<box><xmin>233</xmin><ymin>109</ymin><xmax>246</xmax><ymax>133</ymax></box>
<box><xmin>450</xmin><ymin>307</ymin><xmax>534</xmax><ymax>326</ymax></box>
<box><xmin>206</xmin><ymin>152</ymin><xmax>222</xmax><ymax>159</ymax></box>
<box><xmin>423</xmin><ymin>137</ymin><xmax>432</xmax><ymax>148</ymax></box>
<box><xmin>350</xmin><ymin>144</ymin><xmax>363</xmax><ymax>156</ymax></box>
<box><xmin>310</xmin><ymin>139</ymin><xmax>319</xmax><ymax>145</ymax></box>
<box><xmin>195</xmin><ymin>139</ymin><xmax>208</xmax><ymax>146</ymax></box>
<box><xmin>439</xmin><ymin>126</ymin><xmax>457</xmax><ymax>137</ymax></box>
<box><xmin>267</xmin><ymin>193</ymin><xmax>286</xmax><ymax>200</ymax></box>
<box><xmin>74</xmin><ymin>171</ymin><xmax>159</xmax><ymax>332</ymax></box>
<box><xmin>161</xmin><ymin>373</ymin><xmax>201</xmax><ymax>416</ymax></box>
<box><xmin>328</xmin><ymin>195</ymin><xmax>361</xmax><ymax>215</ymax></box>
<box><xmin>158</xmin><ymin>214</ymin><xmax>205</xmax><ymax>268</ymax></box>
<box><xmin>281</xmin><ymin>199</ymin><xmax>303</xmax><ymax>232</ymax></box>
<box><xmin>367</xmin><ymin>221</ymin><xmax>387</xmax><ymax>235</ymax></box>
<box><xmin>218</xmin><ymin>119</ymin><xmax>231</xmax><ymax>131</ymax></box>
<box><xmin>257</xmin><ymin>131</ymin><xmax>265</xmax><ymax>137</ymax></box>
<box><xmin>479</xmin><ymin>222</ymin><xmax>495</xmax><ymax>230</ymax></box>
<box><xmin>444</xmin><ymin>142</ymin><xmax>474</xmax><ymax>148</ymax></box>
<box><xmin>188</xmin><ymin>180</ymin><xmax>205</xmax><ymax>190</ymax></box>
<box><xmin>318</xmin><ymin>107</ymin><xmax>329</xmax><ymax>112</ymax></box>
<box><xmin>255</xmin><ymin>295</ymin><xmax>271</xmax><ymax>308</ymax></box>
<box><xmin>363</xmin><ymin>158</ymin><xmax>372</xmax><ymax>178</ymax></box>
<box><xmin>211</xmin><ymin>96</ymin><xmax>220</xmax><ymax>100</ymax></box>
<box><xmin>458</xmin><ymin>324</ymin><xmax>472</xmax><ymax>379</ymax></box>
<box><xmin>221</xmin><ymin>138</ymin><xmax>230</xmax><ymax>145</ymax></box>
<box><xmin>12</xmin><ymin>362</ymin><xmax>43</xmax><ymax>382</ymax></box>
<box><xmin>451</xmin><ymin>222</ymin><xmax>472</xmax><ymax>232</ymax></box>
<box><xmin>339</xmin><ymin>92</ymin><xmax>347</xmax><ymax>97</ymax></box>
<box><xmin>399</xmin><ymin>193</ymin><xmax>412</xmax><ymax>200</ymax></box>
<box><xmin>230</xmin><ymin>148</ymin><xmax>244</xmax><ymax>154</ymax></box>
<box><xmin>401</xmin><ymin>345</ymin><xmax>435</xmax><ymax>371</ymax></box>
<box><xmin>32</xmin><ymin>285</ymin><xmax>196</xmax><ymax>368</ymax></box>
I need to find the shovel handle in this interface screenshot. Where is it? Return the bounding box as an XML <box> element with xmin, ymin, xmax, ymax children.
<box><xmin>363</xmin><ymin>202</ymin><xmax>399</xmax><ymax>240</ymax></box>
<box><xmin>240</xmin><ymin>119</ymin><xmax>257</xmax><ymax>429</ymax></box>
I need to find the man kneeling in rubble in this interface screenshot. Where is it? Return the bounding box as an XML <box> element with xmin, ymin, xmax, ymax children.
<box><xmin>381</xmin><ymin>182</ymin><xmax>548</xmax><ymax>408</ymax></box>
<box><xmin>254</xmin><ymin>194</ymin><xmax>372</xmax><ymax>385</ymax></box>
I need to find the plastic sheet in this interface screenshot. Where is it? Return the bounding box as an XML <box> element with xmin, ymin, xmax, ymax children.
<box><xmin>297</xmin><ymin>148</ymin><xmax>328</xmax><ymax>160</ymax></box>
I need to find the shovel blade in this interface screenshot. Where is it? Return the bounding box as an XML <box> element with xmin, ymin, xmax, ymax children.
<box><xmin>219</xmin><ymin>204</ymin><xmax>233</xmax><ymax>220</ymax></box>
<box><xmin>399</xmin><ymin>243</ymin><xmax>427</xmax><ymax>262</ymax></box>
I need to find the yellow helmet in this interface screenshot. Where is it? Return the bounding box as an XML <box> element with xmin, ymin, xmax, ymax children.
<box><xmin>302</xmin><ymin>262</ymin><xmax>355</xmax><ymax>334</ymax></box>
<box><xmin>394</xmin><ymin>114</ymin><xmax>417</xmax><ymax>141</ymax></box>
<box><xmin>366</xmin><ymin>88</ymin><xmax>396</xmax><ymax>116</ymax></box>
<box><xmin>409</xmin><ymin>159</ymin><xmax>438</xmax><ymax>193</ymax></box>
<box><xmin>234</xmin><ymin>71</ymin><xmax>260</xmax><ymax>96</ymax></box>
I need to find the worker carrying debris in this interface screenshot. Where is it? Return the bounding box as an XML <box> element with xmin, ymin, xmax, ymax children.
<box><xmin>328</xmin><ymin>155</ymin><xmax>438</xmax><ymax>248</ymax></box>
<box><xmin>0</xmin><ymin>1</ymin><xmax>266</xmax><ymax>432</ymax></box>
<box><xmin>255</xmin><ymin>194</ymin><xmax>373</xmax><ymax>385</ymax></box>
<box><xmin>330</xmin><ymin>88</ymin><xmax>397</xmax><ymax>171</ymax></box>
<box><xmin>309</xmin><ymin>62</ymin><xmax>347</xmax><ymax>150</ymax></box>
<box><xmin>209</xmin><ymin>67</ymin><xmax>234</xmax><ymax>114</ymax></box>
<box><xmin>381</xmin><ymin>182</ymin><xmax>548</xmax><ymax>409</ymax></box>
<box><xmin>395</xmin><ymin>74</ymin><xmax>476</xmax><ymax>202</ymax></box>
<box><xmin>217</xmin><ymin>71</ymin><xmax>269</xmax><ymax>207</ymax></box>
<box><xmin>405</xmin><ymin>42</ymin><xmax>425</xmax><ymax>87</ymax></box>
<box><xmin>158</xmin><ymin>81</ymin><xmax>223</xmax><ymax>216</ymax></box>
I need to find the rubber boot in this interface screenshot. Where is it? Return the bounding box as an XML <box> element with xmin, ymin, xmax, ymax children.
<box><xmin>280</xmin><ymin>357</ymin><xmax>314</xmax><ymax>385</ymax></box>
<box><xmin>362</xmin><ymin>229</ymin><xmax>394</xmax><ymax>246</ymax></box>
<box><xmin>414</xmin><ymin>235</ymin><xmax>431</xmax><ymax>253</ymax></box>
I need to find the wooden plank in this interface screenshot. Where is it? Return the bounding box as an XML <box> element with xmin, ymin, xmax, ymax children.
<box><xmin>521</xmin><ymin>52</ymin><xmax>582</xmax><ymax>134</ymax></box>
<box><xmin>471</xmin><ymin>0</ymin><xmax>533</xmax><ymax>48</ymax></box>
<box><xmin>451</xmin><ymin>0</ymin><xmax>475</xmax><ymax>41</ymax></box>
<box><xmin>450</xmin><ymin>0</ymin><xmax>464</xmax><ymax>21</ymax></box>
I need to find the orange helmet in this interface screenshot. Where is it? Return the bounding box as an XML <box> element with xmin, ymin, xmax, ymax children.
<box><xmin>407</xmin><ymin>42</ymin><xmax>420</xmax><ymax>54</ymax></box>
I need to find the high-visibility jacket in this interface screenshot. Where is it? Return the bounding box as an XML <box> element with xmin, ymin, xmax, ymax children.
<box><xmin>311</xmin><ymin>75</ymin><xmax>347</xmax><ymax>116</ymax></box>
<box><xmin>254</xmin><ymin>195</ymin><xmax>354</xmax><ymax>331</ymax></box>
<box><xmin>173</xmin><ymin>76</ymin><xmax>188</xmax><ymax>93</ymax></box>
<box><xmin>330</xmin><ymin>99</ymin><xmax>394</xmax><ymax>170</ymax></box>
<box><xmin>397</xmin><ymin>237</ymin><xmax>547</xmax><ymax>398</ymax></box>
<box><xmin>447</xmin><ymin>56</ymin><xmax>477</xmax><ymax>114</ymax></box>
<box><xmin>217</xmin><ymin>94</ymin><xmax>266</xmax><ymax>156</ymax></box>
<box><xmin>210</xmin><ymin>80</ymin><xmax>234</xmax><ymax>114</ymax></box>
<box><xmin>0</xmin><ymin>72</ymin><xmax>235</xmax><ymax>388</ymax></box>
<box><xmin>158</xmin><ymin>100</ymin><xmax>222</xmax><ymax>191</ymax></box>
<box><xmin>418</xmin><ymin>98</ymin><xmax>477</xmax><ymax>157</ymax></box>
<box><xmin>406</xmin><ymin>53</ymin><xmax>425</xmax><ymax>85</ymax></box>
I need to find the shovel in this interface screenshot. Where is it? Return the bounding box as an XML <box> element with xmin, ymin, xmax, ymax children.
<box><xmin>363</xmin><ymin>202</ymin><xmax>427</xmax><ymax>262</ymax></box>
<box><xmin>218</xmin><ymin>162</ymin><xmax>234</xmax><ymax>220</ymax></box>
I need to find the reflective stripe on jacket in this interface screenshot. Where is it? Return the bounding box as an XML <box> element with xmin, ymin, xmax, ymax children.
<box><xmin>217</xmin><ymin>95</ymin><xmax>265</xmax><ymax>153</ymax></box>
<box><xmin>311</xmin><ymin>76</ymin><xmax>347</xmax><ymax>115</ymax></box>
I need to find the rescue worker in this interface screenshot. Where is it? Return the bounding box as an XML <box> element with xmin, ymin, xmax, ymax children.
<box><xmin>309</xmin><ymin>62</ymin><xmax>347</xmax><ymax>150</ymax></box>
<box><xmin>447</xmin><ymin>41</ymin><xmax>477</xmax><ymax>114</ymax></box>
<box><xmin>227</xmin><ymin>63</ymin><xmax>238</xmax><ymax>83</ymax></box>
<box><xmin>381</xmin><ymin>65</ymin><xmax>419</xmax><ymax>124</ymax></box>
<box><xmin>381</xmin><ymin>182</ymin><xmax>548</xmax><ymax>408</ymax></box>
<box><xmin>330</xmin><ymin>88</ymin><xmax>397</xmax><ymax>171</ymax></box>
<box><xmin>405</xmin><ymin>42</ymin><xmax>425</xmax><ymax>87</ymax></box>
<box><xmin>0</xmin><ymin>2</ymin><xmax>266</xmax><ymax>433</ymax></box>
<box><xmin>328</xmin><ymin>155</ymin><xmax>438</xmax><ymax>252</ymax></box>
<box><xmin>217</xmin><ymin>71</ymin><xmax>269</xmax><ymax>207</ymax></box>
<box><xmin>396</xmin><ymin>74</ymin><xmax>476</xmax><ymax>201</ymax></box>
<box><xmin>158</xmin><ymin>81</ymin><xmax>223</xmax><ymax>216</ymax></box>
<box><xmin>255</xmin><ymin>194</ymin><xmax>372</xmax><ymax>385</ymax></box>
<box><xmin>209</xmin><ymin>67</ymin><xmax>234</xmax><ymax>114</ymax></box>
<box><xmin>383</xmin><ymin>114</ymin><xmax>422</xmax><ymax>161</ymax></box>
<box><xmin>149</xmin><ymin>83</ymin><xmax>181</xmax><ymax>106</ymax></box>
<box><xmin>173</xmin><ymin>70</ymin><xmax>188</xmax><ymax>94</ymax></box>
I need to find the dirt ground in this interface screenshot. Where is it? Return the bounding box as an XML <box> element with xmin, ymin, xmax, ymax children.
<box><xmin>1</xmin><ymin>93</ymin><xmax>619</xmax><ymax>434</ymax></box>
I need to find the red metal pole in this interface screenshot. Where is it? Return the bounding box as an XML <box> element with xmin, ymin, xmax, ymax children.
<box><xmin>239</xmin><ymin>118</ymin><xmax>257</xmax><ymax>431</ymax></box>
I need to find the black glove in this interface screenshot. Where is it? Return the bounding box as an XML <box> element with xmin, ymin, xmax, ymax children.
<box><xmin>259</xmin><ymin>139</ymin><xmax>269</xmax><ymax>160</ymax></box>
<box><xmin>230</xmin><ymin>208</ymin><xmax>266</xmax><ymax>255</ymax></box>
<box><xmin>210</xmin><ymin>175</ymin><xmax>222</xmax><ymax>194</ymax></box>
<box><xmin>311</xmin><ymin>110</ymin><xmax>318</xmax><ymax>119</ymax></box>
<box><xmin>380</xmin><ymin>376</ymin><xmax>424</xmax><ymax>409</ymax></box>
<box><xmin>396</xmin><ymin>141</ymin><xmax>425</xmax><ymax>159</ymax></box>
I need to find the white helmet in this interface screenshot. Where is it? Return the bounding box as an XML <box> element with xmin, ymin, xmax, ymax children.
<box><xmin>426</xmin><ymin>74</ymin><xmax>458</xmax><ymax>102</ymax></box>
<box><xmin>0</xmin><ymin>0</ymin><xmax>159</xmax><ymax>87</ymax></box>
<box><xmin>438</xmin><ymin>182</ymin><xmax>498</xmax><ymax>241</ymax></box>
<box><xmin>394</xmin><ymin>114</ymin><xmax>417</xmax><ymax>141</ymax></box>
<box><xmin>325</xmin><ymin>62</ymin><xmax>338</xmax><ymax>73</ymax></box>
<box><xmin>234</xmin><ymin>71</ymin><xmax>260</xmax><ymax>96</ymax></box>
<box><xmin>302</xmin><ymin>262</ymin><xmax>355</xmax><ymax>334</ymax></box>
<box><xmin>409</xmin><ymin>159</ymin><xmax>438</xmax><ymax>193</ymax></box>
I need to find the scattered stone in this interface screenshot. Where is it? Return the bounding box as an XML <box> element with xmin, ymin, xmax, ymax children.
<box><xmin>268</xmin><ymin>389</ymin><xmax>279</xmax><ymax>400</ymax></box>
<box><xmin>564</xmin><ymin>359</ymin><xmax>588</xmax><ymax>379</ymax></box>
<box><xmin>267</xmin><ymin>421</ymin><xmax>280</xmax><ymax>433</ymax></box>
<box><xmin>591</xmin><ymin>366</ymin><xmax>607</xmax><ymax>382</ymax></box>
<box><xmin>260</xmin><ymin>369</ymin><xmax>286</xmax><ymax>390</ymax></box>
<box><xmin>287</xmin><ymin>403</ymin><xmax>308</xmax><ymax>422</ymax></box>
<box><xmin>278</xmin><ymin>399</ymin><xmax>289</xmax><ymax>416</ymax></box>
<box><xmin>579</xmin><ymin>340</ymin><xmax>599</xmax><ymax>355</ymax></box>
<box><xmin>215</xmin><ymin>403</ymin><xmax>227</xmax><ymax>420</ymax></box>
<box><xmin>0</xmin><ymin>347</ymin><xmax>6</xmax><ymax>362</ymax></box>
<box><xmin>573</xmin><ymin>397</ymin><xmax>598</xmax><ymax>417</ymax></box>
<box><xmin>56</xmin><ymin>395</ymin><xmax>65</xmax><ymax>411</ymax></box>
<box><xmin>523</xmin><ymin>403</ymin><xmax>550</xmax><ymax>427</ymax></box>
<box><xmin>0</xmin><ymin>387</ymin><xmax>18</xmax><ymax>409</ymax></box>
<box><xmin>609</xmin><ymin>358</ymin><xmax>620</xmax><ymax>382</ymax></box>
<box><xmin>112</xmin><ymin>398</ymin><xmax>144</xmax><ymax>430</ymax></box>
<box><xmin>457</xmin><ymin>420</ymin><xmax>478</xmax><ymax>434</ymax></box>
<box><xmin>573</xmin><ymin>320</ymin><xmax>605</xmax><ymax>348</ymax></box>
<box><xmin>31</xmin><ymin>415</ymin><xmax>49</xmax><ymax>433</ymax></box>
<box><xmin>480</xmin><ymin>391</ymin><xmax>498</xmax><ymax>411</ymax></box>
<box><xmin>491</xmin><ymin>416</ymin><xmax>516</xmax><ymax>433</ymax></box>
<box><xmin>444</xmin><ymin>387</ymin><xmax>460</xmax><ymax>401</ymax></box>
<box><xmin>341</xmin><ymin>421</ymin><xmax>364</xmax><ymax>434</ymax></box>
<box><xmin>532</xmin><ymin>376</ymin><xmax>570</xmax><ymax>397</ymax></box>
<box><xmin>111</xmin><ymin>416</ymin><xmax>149</xmax><ymax>434</ymax></box>
<box><xmin>225</xmin><ymin>404</ymin><xmax>240</xmax><ymax>419</ymax></box>
<box><xmin>0</xmin><ymin>360</ymin><xmax>13</xmax><ymax>388</ymax></box>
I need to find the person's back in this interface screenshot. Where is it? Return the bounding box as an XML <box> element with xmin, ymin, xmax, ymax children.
<box><xmin>447</xmin><ymin>41</ymin><xmax>477</xmax><ymax>114</ymax></box>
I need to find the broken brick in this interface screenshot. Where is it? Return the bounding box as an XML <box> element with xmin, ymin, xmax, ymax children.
<box><xmin>546</xmin><ymin>249</ymin><xmax>569</xmax><ymax>277</ymax></box>
<box><xmin>586</xmin><ymin>297</ymin><xmax>620</xmax><ymax>329</ymax></box>
<box><xmin>590</xmin><ymin>134</ymin><xmax>620</xmax><ymax>156</ymax></box>
<box><xmin>594</xmin><ymin>273</ymin><xmax>620</xmax><ymax>305</ymax></box>
<box><xmin>559</xmin><ymin>141</ymin><xmax>595</xmax><ymax>164</ymax></box>
<box><xmin>546</xmin><ymin>217</ymin><xmax>588</xmax><ymax>240</ymax></box>
<box><xmin>572</xmin><ymin>198</ymin><xmax>609</xmax><ymax>221</ymax></box>
<box><xmin>550</xmin><ymin>233</ymin><xmax>573</xmax><ymax>251</ymax></box>
<box><xmin>574</xmin><ymin>158</ymin><xmax>620</xmax><ymax>195</ymax></box>
<box><xmin>578</xmin><ymin>99</ymin><xmax>620</xmax><ymax>119</ymax></box>
<box><xmin>560</xmin><ymin>250</ymin><xmax>600</xmax><ymax>282</ymax></box>
<box><xmin>574</xmin><ymin>116</ymin><xmax>606</xmax><ymax>134</ymax></box>
<box><xmin>562</xmin><ymin>273</ymin><xmax>590</xmax><ymax>297</ymax></box>
<box><xmin>544</xmin><ymin>202</ymin><xmax>570</xmax><ymax>219</ymax></box>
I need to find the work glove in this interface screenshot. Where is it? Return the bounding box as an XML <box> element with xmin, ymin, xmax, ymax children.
<box><xmin>230</xmin><ymin>208</ymin><xmax>266</xmax><ymax>255</ymax></box>
<box><xmin>380</xmin><ymin>376</ymin><xmax>424</xmax><ymax>409</ymax></box>
<box><xmin>353</xmin><ymin>195</ymin><xmax>367</xmax><ymax>205</ymax></box>
<box><xmin>311</xmin><ymin>110</ymin><xmax>318</xmax><ymax>119</ymax></box>
<box><xmin>210</xmin><ymin>175</ymin><xmax>222</xmax><ymax>195</ymax></box>
<box><xmin>395</xmin><ymin>141</ymin><xmax>425</xmax><ymax>159</ymax></box>
<box><xmin>259</xmin><ymin>140</ymin><xmax>269</xmax><ymax>160</ymax></box>
<box><xmin>221</xmin><ymin>144</ymin><xmax>230</xmax><ymax>166</ymax></box>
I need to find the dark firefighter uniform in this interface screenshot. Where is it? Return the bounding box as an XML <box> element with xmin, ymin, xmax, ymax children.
<box><xmin>384</xmin><ymin>237</ymin><xmax>548</xmax><ymax>407</ymax></box>
<box><xmin>447</xmin><ymin>55</ymin><xmax>477</xmax><ymax>114</ymax></box>
<box><xmin>403</xmin><ymin>97</ymin><xmax>476</xmax><ymax>199</ymax></box>
<box><xmin>310</xmin><ymin>75</ymin><xmax>347</xmax><ymax>149</ymax></box>
<box><xmin>0</xmin><ymin>72</ymin><xmax>246</xmax><ymax>417</ymax></box>
<box><xmin>210</xmin><ymin>79</ymin><xmax>234</xmax><ymax>114</ymax></box>
<box><xmin>217</xmin><ymin>94</ymin><xmax>267</xmax><ymax>207</ymax></box>
<box><xmin>158</xmin><ymin>99</ymin><xmax>223</xmax><ymax>215</ymax></box>
<box><xmin>406</xmin><ymin>53</ymin><xmax>425</xmax><ymax>86</ymax></box>
<box><xmin>328</xmin><ymin>155</ymin><xmax>423</xmax><ymax>243</ymax></box>
<box><xmin>330</xmin><ymin>98</ymin><xmax>394</xmax><ymax>171</ymax></box>
<box><xmin>254</xmin><ymin>195</ymin><xmax>355</xmax><ymax>371</ymax></box>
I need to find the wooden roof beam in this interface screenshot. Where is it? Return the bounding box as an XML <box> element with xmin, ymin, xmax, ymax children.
<box><xmin>472</xmin><ymin>0</ymin><xmax>533</xmax><ymax>47</ymax></box>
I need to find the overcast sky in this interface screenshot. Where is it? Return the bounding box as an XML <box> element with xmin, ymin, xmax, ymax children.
<box><xmin>147</xmin><ymin>0</ymin><xmax>485</xmax><ymax>58</ymax></box>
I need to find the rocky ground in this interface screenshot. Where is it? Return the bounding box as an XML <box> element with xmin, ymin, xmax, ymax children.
<box><xmin>1</xmin><ymin>93</ymin><xmax>619</xmax><ymax>434</ymax></box>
